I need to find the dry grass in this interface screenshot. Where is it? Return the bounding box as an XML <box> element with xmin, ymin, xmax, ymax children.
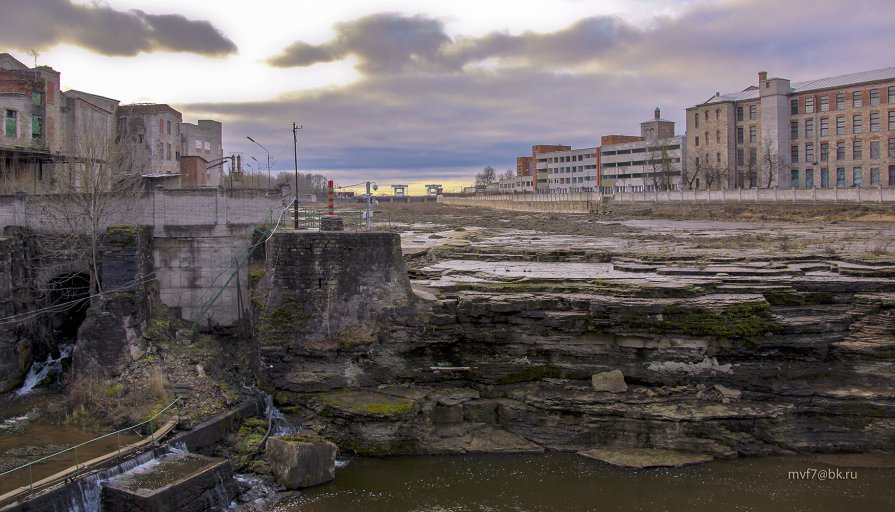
<box><xmin>65</xmin><ymin>365</ymin><xmax>171</xmax><ymax>429</ymax></box>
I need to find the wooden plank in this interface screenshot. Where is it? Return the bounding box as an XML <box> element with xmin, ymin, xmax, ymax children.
<box><xmin>0</xmin><ymin>418</ymin><xmax>177</xmax><ymax>508</ymax></box>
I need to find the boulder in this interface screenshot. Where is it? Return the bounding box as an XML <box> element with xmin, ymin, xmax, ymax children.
<box><xmin>267</xmin><ymin>435</ymin><xmax>338</xmax><ymax>489</ymax></box>
<box><xmin>591</xmin><ymin>370</ymin><xmax>627</xmax><ymax>393</ymax></box>
<box><xmin>713</xmin><ymin>384</ymin><xmax>742</xmax><ymax>401</ymax></box>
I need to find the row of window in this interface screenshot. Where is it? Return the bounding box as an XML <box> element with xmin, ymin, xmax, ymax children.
<box><xmin>696</xmin><ymin>105</ymin><xmax>757</xmax><ymax>127</ymax></box>
<box><xmin>697</xmin><ymin>126</ymin><xmax>760</xmax><ymax>147</ymax></box>
<box><xmin>4</xmin><ymin>109</ymin><xmax>43</xmax><ymax>139</ymax></box>
<box><xmin>694</xmin><ymin>86</ymin><xmax>895</xmax><ymax>129</ymax></box>
<box><xmin>789</xmin><ymin>166</ymin><xmax>893</xmax><ymax>188</ymax></box>
<box><xmin>548</xmin><ymin>165</ymin><xmax>597</xmax><ymax>173</ymax></box>
<box><xmin>602</xmin><ymin>157</ymin><xmax>683</xmax><ymax>169</ymax></box>
<box><xmin>602</xmin><ymin>144</ymin><xmax>680</xmax><ymax>156</ymax></box>
<box><xmin>547</xmin><ymin>153</ymin><xmax>594</xmax><ymax>163</ymax></box>
<box><xmin>790</xmin><ymin>138</ymin><xmax>895</xmax><ymax>163</ymax></box>
<box><xmin>791</xmin><ymin>111</ymin><xmax>895</xmax><ymax>139</ymax></box>
<box><xmin>552</xmin><ymin>176</ymin><xmax>597</xmax><ymax>184</ymax></box>
<box><xmin>157</xmin><ymin>143</ymin><xmax>178</xmax><ymax>161</ymax></box>
<box><xmin>791</xmin><ymin>86</ymin><xmax>895</xmax><ymax>115</ymax></box>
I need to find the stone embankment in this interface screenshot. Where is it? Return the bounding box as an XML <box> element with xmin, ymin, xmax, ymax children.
<box><xmin>257</xmin><ymin>218</ymin><xmax>895</xmax><ymax>462</ymax></box>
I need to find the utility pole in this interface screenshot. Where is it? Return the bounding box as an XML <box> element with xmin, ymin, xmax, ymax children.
<box><xmin>292</xmin><ymin>122</ymin><xmax>302</xmax><ymax>229</ymax></box>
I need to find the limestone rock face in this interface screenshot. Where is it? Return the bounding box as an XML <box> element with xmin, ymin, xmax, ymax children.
<box><xmin>591</xmin><ymin>370</ymin><xmax>628</xmax><ymax>393</ymax></box>
<box><xmin>267</xmin><ymin>436</ymin><xmax>338</xmax><ymax>489</ymax></box>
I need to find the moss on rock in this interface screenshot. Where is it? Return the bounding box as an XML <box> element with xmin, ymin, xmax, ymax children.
<box><xmin>497</xmin><ymin>365</ymin><xmax>562</xmax><ymax>384</ymax></box>
<box><xmin>620</xmin><ymin>301</ymin><xmax>782</xmax><ymax>340</ymax></box>
<box><xmin>316</xmin><ymin>389</ymin><xmax>415</xmax><ymax>416</ymax></box>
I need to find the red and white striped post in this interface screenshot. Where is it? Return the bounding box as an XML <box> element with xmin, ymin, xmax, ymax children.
<box><xmin>327</xmin><ymin>180</ymin><xmax>334</xmax><ymax>215</ymax></box>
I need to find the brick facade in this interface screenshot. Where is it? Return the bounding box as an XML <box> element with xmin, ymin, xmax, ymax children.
<box><xmin>687</xmin><ymin>68</ymin><xmax>895</xmax><ymax>189</ymax></box>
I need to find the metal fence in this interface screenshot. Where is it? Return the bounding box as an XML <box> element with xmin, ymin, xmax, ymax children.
<box><xmin>0</xmin><ymin>397</ymin><xmax>181</xmax><ymax>504</ymax></box>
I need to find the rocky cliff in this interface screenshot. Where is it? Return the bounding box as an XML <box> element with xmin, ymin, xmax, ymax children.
<box><xmin>259</xmin><ymin>228</ymin><xmax>895</xmax><ymax>459</ymax></box>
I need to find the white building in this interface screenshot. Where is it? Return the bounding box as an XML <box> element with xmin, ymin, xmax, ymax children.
<box><xmin>600</xmin><ymin>109</ymin><xmax>686</xmax><ymax>194</ymax></box>
<box><xmin>543</xmin><ymin>147</ymin><xmax>599</xmax><ymax>192</ymax></box>
<box><xmin>497</xmin><ymin>175</ymin><xmax>535</xmax><ymax>193</ymax></box>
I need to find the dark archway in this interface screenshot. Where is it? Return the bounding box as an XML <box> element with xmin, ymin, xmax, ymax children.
<box><xmin>46</xmin><ymin>272</ymin><xmax>91</xmax><ymax>341</ymax></box>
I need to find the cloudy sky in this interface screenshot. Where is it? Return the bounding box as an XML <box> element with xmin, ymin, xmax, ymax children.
<box><xmin>3</xmin><ymin>0</ymin><xmax>894</xmax><ymax>193</ymax></box>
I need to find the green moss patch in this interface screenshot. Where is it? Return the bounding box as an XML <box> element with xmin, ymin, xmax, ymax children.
<box><xmin>620</xmin><ymin>301</ymin><xmax>782</xmax><ymax>340</ymax></box>
<box><xmin>497</xmin><ymin>365</ymin><xmax>561</xmax><ymax>384</ymax></box>
<box><xmin>278</xmin><ymin>433</ymin><xmax>328</xmax><ymax>444</ymax></box>
<box><xmin>763</xmin><ymin>290</ymin><xmax>835</xmax><ymax>306</ymax></box>
<box><xmin>258</xmin><ymin>296</ymin><xmax>312</xmax><ymax>345</ymax></box>
<box><xmin>317</xmin><ymin>390</ymin><xmax>415</xmax><ymax>415</ymax></box>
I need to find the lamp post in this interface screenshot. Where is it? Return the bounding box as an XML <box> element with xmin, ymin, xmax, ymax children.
<box><xmin>246</xmin><ymin>136</ymin><xmax>271</xmax><ymax>189</ymax></box>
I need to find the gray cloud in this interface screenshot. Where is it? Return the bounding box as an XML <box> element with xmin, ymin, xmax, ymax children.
<box><xmin>269</xmin><ymin>13</ymin><xmax>450</xmax><ymax>72</ymax></box>
<box><xmin>0</xmin><ymin>0</ymin><xmax>237</xmax><ymax>56</ymax></box>
<box><xmin>198</xmin><ymin>0</ymin><xmax>895</xmax><ymax>187</ymax></box>
<box><xmin>269</xmin><ymin>12</ymin><xmax>633</xmax><ymax>73</ymax></box>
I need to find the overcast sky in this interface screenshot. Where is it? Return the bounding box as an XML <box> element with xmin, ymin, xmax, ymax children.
<box><xmin>3</xmin><ymin>0</ymin><xmax>894</xmax><ymax>193</ymax></box>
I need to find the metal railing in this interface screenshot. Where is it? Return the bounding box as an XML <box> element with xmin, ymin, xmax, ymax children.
<box><xmin>291</xmin><ymin>207</ymin><xmax>392</xmax><ymax>231</ymax></box>
<box><xmin>0</xmin><ymin>396</ymin><xmax>181</xmax><ymax>496</ymax></box>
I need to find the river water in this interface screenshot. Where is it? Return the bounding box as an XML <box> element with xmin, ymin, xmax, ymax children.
<box><xmin>271</xmin><ymin>453</ymin><xmax>895</xmax><ymax>512</ymax></box>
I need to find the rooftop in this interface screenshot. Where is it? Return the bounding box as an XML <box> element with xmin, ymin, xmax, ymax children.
<box><xmin>119</xmin><ymin>103</ymin><xmax>183</xmax><ymax>118</ymax></box>
<box><xmin>701</xmin><ymin>66</ymin><xmax>895</xmax><ymax>105</ymax></box>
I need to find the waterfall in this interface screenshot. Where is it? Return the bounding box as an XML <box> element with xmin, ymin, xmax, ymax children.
<box><xmin>233</xmin><ymin>473</ymin><xmax>278</xmax><ymax>509</ymax></box>
<box><xmin>265</xmin><ymin>394</ymin><xmax>300</xmax><ymax>437</ymax></box>
<box><xmin>68</xmin><ymin>450</ymin><xmax>160</xmax><ymax>512</ymax></box>
<box><xmin>15</xmin><ymin>344</ymin><xmax>74</xmax><ymax>397</ymax></box>
<box><xmin>206</xmin><ymin>471</ymin><xmax>234</xmax><ymax>511</ymax></box>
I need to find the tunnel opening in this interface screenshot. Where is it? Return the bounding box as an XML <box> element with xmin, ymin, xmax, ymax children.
<box><xmin>14</xmin><ymin>273</ymin><xmax>91</xmax><ymax>395</ymax></box>
<box><xmin>46</xmin><ymin>272</ymin><xmax>91</xmax><ymax>341</ymax></box>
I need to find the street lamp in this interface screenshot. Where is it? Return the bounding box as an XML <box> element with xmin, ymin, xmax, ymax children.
<box><xmin>246</xmin><ymin>136</ymin><xmax>271</xmax><ymax>189</ymax></box>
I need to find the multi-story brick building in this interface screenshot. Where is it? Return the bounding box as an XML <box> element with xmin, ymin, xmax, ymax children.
<box><xmin>181</xmin><ymin>119</ymin><xmax>223</xmax><ymax>186</ymax></box>
<box><xmin>515</xmin><ymin>156</ymin><xmax>533</xmax><ymax>177</ymax></box>
<box><xmin>117</xmin><ymin>104</ymin><xmax>183</xmax><ymax>175</ymax></box>
<box><xmin>686</xmin><ymin>68</ymin><xmax>895</xmax><ymax>189</ymax></box>
<box><xmin>0</xmin><ymin>53</ymin><xmax>65</xmax><ymax>188</ymax></box>
<box><xmin>600</xmin><ymin>109</ymin><xmax>685</xmax><ymax>193</ymax></box>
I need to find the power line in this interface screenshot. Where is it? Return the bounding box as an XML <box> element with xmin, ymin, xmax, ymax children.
<box><xmin>0</xmin><ymin>272</ymin><xmax>158</xmax><ymax>326</ymax></box>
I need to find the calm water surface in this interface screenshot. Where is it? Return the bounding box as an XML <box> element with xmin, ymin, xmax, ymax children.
<box><xmin>272</xmin><ymin>453</ymin><xmax>895</xmax><ymax>512</ymax></box>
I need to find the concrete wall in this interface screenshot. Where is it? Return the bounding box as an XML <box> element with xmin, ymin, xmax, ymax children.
<box><xmin>440</xmin><ymin>192</ymin><xmax>598</xmax><ymax>213</ymax></box>
<box><xmin>615</xmin><ymin>186</ymin><xmax>895</xmax><ymax>203</ymax></box>
<box><xmin>441</xmin><ymin>188</ymin><xmax>895</xmax><ymax>212</ymax></box>
<box><xmin>153</xmin><ymin>224</ymin><xmax>256</xmax><ymax>328</ymax></box>
<box><xmin>0</xmin><ymin>188</ymin><xmax>282</xmax><ymax>233</ymax></box>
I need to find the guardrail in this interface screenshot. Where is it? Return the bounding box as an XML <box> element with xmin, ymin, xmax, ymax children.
<box><xmin>0</xmin><ymin>397</ymin><xmax>182</xmax><ymax>507</ymax></box>
<box><xmin>289</xmin><ymin>207</ymin><xmax>393</xmax><ymax>231</ymax></box>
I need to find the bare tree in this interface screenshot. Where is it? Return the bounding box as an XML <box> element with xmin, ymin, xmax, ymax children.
<box><xmin>30</xmin><ymin>117</ymin><xmax>142</xmax><ymax>301</ymax></box>
<box><xmin>683</xmin><ymin>154</ymin><xmax>706</xmax><ymax>190</ymax></box>
<box><xmin>274</xmin><ymin>171</ymin><xmax>329</xmax><ymax>195</ymax></box>
<box><xmin>0</xmin><ymin>154</ymin><xmax>38</xmax><ymax>194</ymax></box>
<box><xmin>743</xmin><ymin>146</ymin><xmax>759</xmax><ymax>189</ymax></box>
<box><xmin>475</xmin><ymin>166</ymin><xmax>497</xmax><ymax>185</ymax></box>
<box><xmin>760</xmin><ymin>133</ymin><xmax>784</xmax><ymax>188</ymax></box>
<box><xmin>703</xmin><ymin>163</ymin><xmax>730</xmax><ymax>190</ymax></box>
<box><xmin>499</xmin><ymin>168</ymin><xmax>515</xmax><ymax>180</ymax></box>
<box><xmin>646</xmin><ymin>141</ymin><xmax>678</xmax><ymax>191</ymax></box>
